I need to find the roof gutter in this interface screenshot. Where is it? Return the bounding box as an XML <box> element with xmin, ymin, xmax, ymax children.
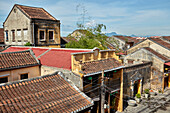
<box><xmin>84</xmin><ymin>66</ymin><xmax>125</xmax><ymax>77</ymax></box>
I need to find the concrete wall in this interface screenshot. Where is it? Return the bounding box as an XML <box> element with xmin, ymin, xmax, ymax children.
<box><xmin>4</xmin><ymin>6</ymin><xmax>32</xmax><ymax>45</ymax></box>
<box><xmin>124</xmin><ymin>48</ymin><xmax>164</xmax><ymax>72</ymax></box>
<box><xmin>41</xmin><ymin>65</ymin><xmax>82</xmax><ymax>89</ymax></box>
<box><xmin>123</xmin><ymin>63</ymin><xmax>152</xmax><ymax>98</ymax></box>
<box><xmin>0</xmin><ymin>66</ymin><xmax>40</xmax><ymax>83</ymax></box>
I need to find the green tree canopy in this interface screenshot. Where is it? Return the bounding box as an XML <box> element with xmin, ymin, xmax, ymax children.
<box><xmin>65</xmin><ymin>24</ymin><xmax>108</xmax><ymax>50</ymax></box>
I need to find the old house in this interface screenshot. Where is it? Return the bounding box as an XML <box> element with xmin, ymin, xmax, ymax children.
<box><xmin>108</xmin><ymin>36</ymin><xmax>140</xmax><ymax>50</ymax></box>
<box><xmin>0</xmin><ymin>72</ymin><xmax>94</xmax><ymax>112</ymax></box>
<box><xmin>0</xmin><ymin>50</ymin><xmax>41</xmax><ymax>84</ymax></box>
<box><xmin>3</xmin><ymin>4</ymin><xmax>60</xmax><ymax>47</ymax></box>
<box><xmin>71</xmin><ymin>48</ymin><xmax>124</xmax><ymax>112</ymax></box>
<box><xmin>2</xmin><ymin>46</ymin><xmax>92</xmax><ymax>87</ymax></box>
<box><xmin>123</xmin><ymin>62</ymin><xmax>152</xmax><ymax>98</ymax></box>
<box><xmin>125</xmin><ymin>38</ymin><xmax>170</xmax><ymax>92</ymax></box>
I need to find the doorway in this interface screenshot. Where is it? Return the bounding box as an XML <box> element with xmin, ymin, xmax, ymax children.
<box><xmin>164</xmin><ymin>76</ymin><xmax>169</xmax><ymax>89</ymax></box>
<box><xmin>133</xmin><ymin>80</ymin><xmax>140</xmax><ymax>97</ymax></box>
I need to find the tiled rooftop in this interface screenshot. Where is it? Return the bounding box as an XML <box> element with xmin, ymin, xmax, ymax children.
<box><xmin>2</xmin><ymin>46</ymin><xmax>91</xmax><ymax>70</ymax></box>
<box><xmin>0</xmin><ymin>28</ymin><xmax>4</xmax><ymax>43</ymax></box>
<box><xmin>15</xmin><ymin>4</ymin><xmax>57</xmax><ymax>21</ymax></box>
<box><xmin>114</xmin><ymin>36</ymin><xmax>139</xmax><ymax>43</ymax></box>
<box><xmin>81</xmin><ymin>58</ymin><xmax>122</xmax><ymax>75</ymax></box>
<box><xmin>144</xmin><ymin>47</ymin><xmax>169</xmax><ymax>61</ymax></box>
<box><xmin>0</xmin><ymin>50</ymin><xmax>40</xmax><ymax>71</ymax></box>
<box><xmin>150</xmin><ymin>38</ymin><xmax>170</xmax><ymax>49</ymax></box>
<box><xmin>0</xmin><ymin>73</ymin><xmax>93</xmax><ymax>112</ymax></box>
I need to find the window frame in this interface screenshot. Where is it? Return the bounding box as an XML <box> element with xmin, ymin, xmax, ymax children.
<box><xmin>39</xmin><ymin>29</ymin><xmax>46</xmax><ymax>41</ymax></box>
<box><xmin>5</xmin><ymin>30</ymin><xmax>8</xmax><ymax>41</ymax></box>
<box><xmin>48</xmin><ymin>29</ymin><xmax>54</xmax><ymax>40</ymax></box>
<box><xmin>0</xmin><ymin>77</ymin><xmax>8</xmax><ymax>84</ymax></box>
<box><xmin>20</xmin><ymin>73</ymin><xmax>28</xmax><ymax>80</ymax></box>
<box><xmin>11</xmin><ymin>30</ymin><xmax>15</xmax><ymax>42</ymax></box>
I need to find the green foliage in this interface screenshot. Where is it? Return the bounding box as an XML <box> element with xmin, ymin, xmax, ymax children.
<box><xmin>136</xmin><ymin>93</ymin><xmax>141</xmax><ymax>98</ymax></box>
<box><xmin>24</xmin><ymin>42</ymin><xmax>31</xmax><ymax>46</ymax></box>
<box><xmin>144</xmin><ymin>89</ymin><xmax>149</xmax><ymax>94</ymax></box>
<box><xmin>66</xmin><ymin>24</ymin><xmax>108</xmax><ymax>50</ymax></box>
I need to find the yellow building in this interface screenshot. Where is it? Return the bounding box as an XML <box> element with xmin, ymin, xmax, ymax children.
<box><xmin>0</xmin><ymin>50</ymin><xmax>41</xmax><ymax>84</ymax></box>
<box><xmin>71</xmin><ymin>48</ymin><xmax>124</xmax><ymax>112</ymax></box>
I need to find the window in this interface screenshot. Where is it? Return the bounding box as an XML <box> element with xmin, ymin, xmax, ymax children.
<box><xmin>49</xmin><ymin>31</ymin><xmax>54</xmax><ymax>40</ymax></box>
<box><xmin>23</xmin><ymin>29</ymin><xmax>28</xmax><ymax>40</ymax></box>
<box><xmin>5</xmin><ymin>30</ymin><xmax>8</xmax><ymax>41</ymax></box>
<box><xmin>11</xmin><ymin>30</ymin><xmax>15</xmax><ymax>41</ymax></box>
<box><xmin>20</xmin><ymin>74</ymin><xmax>28</xmax><ymax>80</ymax></box>
<box><xmin>17</xmin><ymin>29</ymin><xmax>21</xmax><ymax>36</ymax></box>
<box><xmin>39</xmin><ymin>30</ymin><xmax>45</xmax><ymax>40</ymax></box>
<box><xmin>0</xmin><ymin>77</ymin><xmax>8</xmax><ymax>84</ymax></box>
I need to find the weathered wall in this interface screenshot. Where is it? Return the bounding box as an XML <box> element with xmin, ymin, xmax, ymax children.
<box><xmin>4</xmin><ymin>6</ymin><xmax>32</xmax><ymax>45</ymax></box>
<box><xmin>0</xmin><ymin>66</ymin><xmax>40</xmax><ymax>82</ymax></box>
<box><xmin>111</xmin><ymin>36</ymin><xmax>125</xmax><ymax>50</ymax></box>
<box><xmin>123</xmin><ymin>62</ymin><xmax>152</xmax><ymax>98</ymax></box>
<box><xmin>41</xmin><ymin>65</ymin><xmax>82</xmax><ymax>89</ymax></box>
<box><xmin>34</xmin><ymin>19</ymin><xmax>60</xmax><ymax>46</ymax></box>
<box><xmin>124</xmin><ymin>48</ymin><xmax>164</xmax><ymax>72</ymax></box>
<box><xmin>127</xmin><ymin>39</ymin><xmax>170</xmax><ymax>58</ymax></box>
<box><xmin>72</xmin><ymin>49</ymin><xmax>120</xmax><ymax>75</ymax></box>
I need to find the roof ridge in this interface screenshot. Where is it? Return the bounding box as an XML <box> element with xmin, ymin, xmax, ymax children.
<box><xmin>15</xmin><ymin>4</ymin><xmax>43</xmax><ymax>9</ymax></box>
<box><xmin>0</xmin><ymin>49</ymin><xmax>30</xmax><ymax>54</ymax></box>
<box><xmin>37</xmin><ymin>48</ymin><xmax>51</xmax><ymax>58</ymax></box>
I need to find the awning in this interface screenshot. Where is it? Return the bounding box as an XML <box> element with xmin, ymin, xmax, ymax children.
<box><xmin>165</xmin><ymin>62</ymin><xmax>170</xmax><ymax>66</ymax></box>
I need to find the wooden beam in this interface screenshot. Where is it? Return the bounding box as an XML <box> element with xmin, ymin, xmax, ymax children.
<box><xmin>118</xmin><ymin>69</ymin><xmax>123</xmax><ymax>112</ymax></box>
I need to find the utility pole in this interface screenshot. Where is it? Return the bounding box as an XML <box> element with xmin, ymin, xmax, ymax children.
<box><xmin>101</xmin><ymin>70</ymin><xmax>105</xmax><ymax>113</ymax></box>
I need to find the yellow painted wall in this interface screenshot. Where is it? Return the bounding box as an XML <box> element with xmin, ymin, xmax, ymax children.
<box><xmin>72</xmin><ymin>49</ymin><xmax>121</xmax><ymax>76</ymax></box>
<box><xmin>0</xmin><ymin>66</ymin><xmax>40</xmax><ymax>83</ymax></box>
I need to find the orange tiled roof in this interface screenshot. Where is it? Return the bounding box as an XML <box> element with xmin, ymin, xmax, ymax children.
<box><xmin>150</xmin><ymin>38</ymin><xmax>170</xmax><ymax>49</ymax></box>
<box><xmin>114</xmin><ymin>36</ymin><xmax>139</xmax><ymax>44</ymax></box>
<box><xmin>0</xmin><ymin>73</ymin><xmax>93</xmax><ymax>112</ymax></box>
<box><xmin>15</xmin><ymin>4</ymin><xmax>57</xmax><ymax>21</ymax></box>
<box><xmin>0</xmin><ymin>28</ymin><xmax>4</xmax><ymax>43</ymax></box>
<box><xmin>81</xmin><ymin>58</ymin><xmax>122</xmax><ymax>75</ymax></box>
<box><xmin>0</xmin><ymin>50</ymin><xmax>40</xmax><ymax>71</ymax></box>
<box><xmin>143</xmin><ymin>47</ymin><xmax>169</xmax><ymax>61</ymax></box>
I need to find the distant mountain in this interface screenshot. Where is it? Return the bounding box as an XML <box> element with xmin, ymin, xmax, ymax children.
<box><xmin>130</xmin><ymin>34</ymin><xmax>137</xmax><ymax>37</ymax></box>
<box><xmin>105</xmin><ymin>32</ymin><xmax>162</xmax><ymax>37</ymax></box>
<box><xmin>105</xmin><ymin>32</ymin><xmax>128</xmax><ymax>37</ymax></box>
<box><xmin>105</xmin><ymin>32</ymin><xmax>119</xmax><ymax>37</ymax></box>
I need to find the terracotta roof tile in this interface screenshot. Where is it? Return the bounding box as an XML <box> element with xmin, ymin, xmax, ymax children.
<box><xmin>114</xmin><ymin>36</ymin><xmax>139</xmax><ymax>43</ymax></box>
<box><xmin>15</xmin><ymin>4</ymin><xmax>56</xmax><ymax>21</ymax></box>
<box><xmin>0</xmin><ymin>28</ymin><xmax>4</xmax><ymax>43</ymax></box>
<box><xmin>2</xmin><ymin>47</ymin><xmax>91</xmax><ymax>70</ymax></box>
<box><xmin>0</xmin><ymin>50</ymin><xmax>40</xmax><ymax>71</ymax></box>
<box><xmin>0</xmin><ymin>73</ymin><xmax>93</xmax><ymax>112</ymax></box>
<box><xmin>144</xmin><ymin>47</ymin><xmax>169</xmax><ymax>61</ymax></box>
<box><xmin>150</xmin><ymin>38</ymin><xmax>170</xmax><ymax>49</ymax></box>
<box><xmin>81</xmin><ymin>58</ymin><xmax>122</xmax><ymax>74</ymax></box>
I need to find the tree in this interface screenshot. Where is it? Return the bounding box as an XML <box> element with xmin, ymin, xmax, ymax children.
<box><xmin>65</xmin><ymin>23</ymin><xmax>108</xmax><ymax>50</ymax></box>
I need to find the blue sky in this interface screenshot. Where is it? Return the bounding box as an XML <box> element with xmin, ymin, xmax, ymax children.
<box><xmin>0</xmin><ymin>0</ymin><xmax>170</xmax><ymax>36</ymax></box>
